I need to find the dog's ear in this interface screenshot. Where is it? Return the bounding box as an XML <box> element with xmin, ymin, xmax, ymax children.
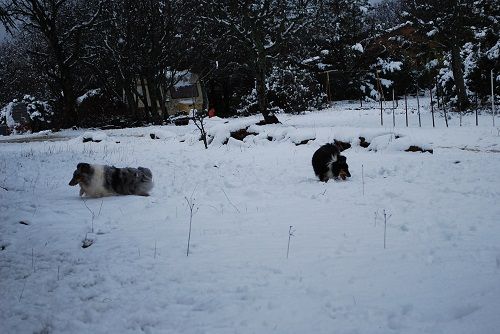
<box><xmin>338</xmin><ymin>155</ymin><xmax>347</xmax><ymax>163</ymax></box>
<box><xmin>77</xmin><ymin>163</ymin><xmax>91</xmax><ymax>173</ymax></box>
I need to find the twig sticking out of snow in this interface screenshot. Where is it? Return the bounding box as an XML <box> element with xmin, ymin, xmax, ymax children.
<box><xmin>287</xmin><ymin>226</ymin><xmax>295</xmax><ymax>259</ymax></box>
<box><xmin>383</xmin><ymin>209</ymin><xmax>392</xmax><ymax>249</ymax></box>
<box><xmin>18</xmin><ymin>279</ymin><xmax>27</xmax><ymax>302</ymax></box>
<box><xmin>185</xmin><ymin>196</ymin><xmax>198</xmax><ymax>256</ymax></box>
<box><xmin>220</xmin><ymin>187</ymin><xmax>240</xmax><ymax>213</ymax></box>
<box><xmin>82</xmin><ymin>198</ymin><xmax>95</xmax><ymax>233</ymax></box>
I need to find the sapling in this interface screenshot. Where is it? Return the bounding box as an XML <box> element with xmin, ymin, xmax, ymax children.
<box><xmin>191</xmin><ymin>109</ymin><xmax>209</xmax><ymax>149</ymax></box>
<box><xmin>82</xmin><ymin>198</ymin><xmax>96</xmax><ymax>233</ymax></box>
<box><xmin>185</xmin><ymin>196</ymin><xmax>198</xmax><ymax>256</ymax></box>
<box><xmin>287</xmin><ymin>226</ymin><xmax>295</xmax><ymax>259</ymax></box>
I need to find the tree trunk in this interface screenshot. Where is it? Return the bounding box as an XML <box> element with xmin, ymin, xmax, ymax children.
<box><xmin>450</xmin><ymin>44</ymin><xmax>469</xmax><ymax>110</ymax></box>
<box><xmin>138</xmin><ymin>76</ymin><xmax>152</xmax><ymax>123</ymax></box>
<box><xmin>52</xmin><ymin>39</ymin><xmax>77</xmax><ymax>128</ymax></box>
<box><xmin>255</xmin><ymin>55</ymin><xmax>280</xmax><ymax>124</ymax></box>
<box><xmin>146</xmin><ymin>76</ymin><xmax>162</xmax><ymax>124</ymax></box>
<box><xmin>124</xmin><ymin>83</ymin><xmax>139</xmax><ymax>121</ymax></box>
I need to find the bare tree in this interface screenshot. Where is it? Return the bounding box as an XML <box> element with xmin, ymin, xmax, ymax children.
<box><xmin>5</xmin><ymin>0</ymin><xmax>104</xmax><ymax>127</ymax></box>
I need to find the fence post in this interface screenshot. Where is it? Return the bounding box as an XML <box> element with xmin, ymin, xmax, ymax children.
<box><xmin>492</xmin><ymin>69</ymin><xmax>496</xmax><ymax>127</ymax></box>
<box><xmin>430</xmin><ymin>88</ymin><xmax>435</xmax><ymax>127</ymax></box>
<box><xmin>435</xmin><ymin>77</ymin><xmax>441</xmax><ymax>109</ymax></box>
<box><xmin>405</xmin><ymin>93</ymin><xmax>408</xmax><ymax>127</ymax></box>
<box><xmin>416</xmin><ymin>86</ymin><xmax>421</xmax><ymax>127</ymax></box>
<box><xmin>392</xmin><ymin>88</ymin><xmax>396</xmax><ymax>127</ymax></box>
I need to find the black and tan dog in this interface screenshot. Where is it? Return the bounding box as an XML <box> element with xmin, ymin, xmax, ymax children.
<box><xmin>69</xmin><ymin>163</ymin><xmax>153</xmax><ymax>197</ymax></box>
<box><xmin>312</xmin><ymin>143</ymin><xmax>351</xmax><ymax>182</ymax></box>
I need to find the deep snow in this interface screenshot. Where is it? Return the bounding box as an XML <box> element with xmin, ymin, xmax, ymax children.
<box><xmin>1</xmin><ymin>99</ymin><xmax>500</xmax><ymax>334</ymax></box>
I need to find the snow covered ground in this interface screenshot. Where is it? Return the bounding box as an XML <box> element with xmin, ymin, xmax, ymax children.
<box><xmin>1</xmin><ymin>99</ymin><xmax>500</xmax><ymax>334</ymax></box>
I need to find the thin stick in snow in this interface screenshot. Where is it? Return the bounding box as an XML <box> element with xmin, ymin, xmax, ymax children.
<box><xmin>220</xmin><ymin>187</ymin><xmax>240</xmax><ymax>213</ymax></box>
<box><xmin>18</xmin><ymin>279</ymin><xmax>27</xmax><ymax>302</ymax></box>
<box><xmin>82</xmin><ymin>198</ymin><xmax>95</xmax><ymax>233</ymax></box>
<box><xmin>287</xmin><ymin>225</ymin><xmax>295</xmax><ymax>259</ymax></box>
<box><xmin>185</xmin><ymin>196</ymin><xmax>197</xmax><ymax>256</ymax></box>
<box><xmin>383</xmin><ymin>210</ymin><xmax>392</xmax><ymax>249</ymax></box>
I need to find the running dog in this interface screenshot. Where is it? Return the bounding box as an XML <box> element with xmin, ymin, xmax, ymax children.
<box><xmin>69</xmin><ymin>163</ymin><xmax>153</xmax><ymax>197</ymax></box>
<box><xmin>312</xmin><ymin>143</ymin><xmax>351</xmax><ymax>182</ymax></box>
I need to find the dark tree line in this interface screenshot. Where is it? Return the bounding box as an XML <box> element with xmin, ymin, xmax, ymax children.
<box><xmin>0</xmin><ymin>0</ymin><xmax>499</xmax><ymax>129</ymax></box>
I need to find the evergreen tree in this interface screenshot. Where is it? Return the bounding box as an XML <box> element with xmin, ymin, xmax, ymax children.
<box><xmin>198</xmin><ymin>0</ymin><xmax>318</xmax><ymax>123</ymax></box>
<box><xmin>402</xmin><ymin>0</ymin><xmax>476</xmax><ymax>109</ymax></box>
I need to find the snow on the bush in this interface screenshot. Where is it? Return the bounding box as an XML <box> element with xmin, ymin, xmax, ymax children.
<box><xmin>377</xmin><ymin>58</ymin><xmax>403</xmax><ymax>73</ymax></box>
<box><xmin>76</xmin><ymin>89</ymin><xmax>101</xmax><ymax>105</ymax></box>
<box><xmin>0</xmin><ymin>101</ymin><xmax>16</xmax><ymax>127</ymax></box>
<box><xmin>351</xmin><ymin>43</ymin><xmax>364</xmax><ymax>53</ymax></box>
<box><xmin>1</xmin><ymin>98</ymin><xmax>500</xmax><ymax>334</ymax></box>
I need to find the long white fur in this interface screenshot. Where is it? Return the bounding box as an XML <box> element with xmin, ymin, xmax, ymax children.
<box><xmin>81</xmin><ymin>165</ymin><xmax>114</xmax><ymax>197</ymax></box>
<box><xmin>325</xmin><ymin>154</ymin><xmax>338</xmax><ymax>179</ymax></box>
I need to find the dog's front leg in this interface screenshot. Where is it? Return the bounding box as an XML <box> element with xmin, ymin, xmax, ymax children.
<box><xmin>79</xmin><ymin>187</ymin><xmax>85</xmax><ymax>197</ymax></box>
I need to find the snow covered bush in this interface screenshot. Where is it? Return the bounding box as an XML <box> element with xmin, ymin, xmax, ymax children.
<box><xmin>266</xmin><ymin>66</ymin><xmax>327</xmax><ymax>114</ymax></box>
<box><xmin>237</xmin><ymin>66</ymin><xmax>326</xmax><ymax>115</ymax></box>
<box><xmin>76</xmin><ymin>89</ymin><xmax>132</xmax><ymax>128</ymax></box>
<box><xmin>0</xmin><ymin>95</ymin><xmax>54</xmax><ymax>134</ymax></box>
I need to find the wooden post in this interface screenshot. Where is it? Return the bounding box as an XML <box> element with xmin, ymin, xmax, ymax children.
<box><xmin>475</xmin><ymin>105</ymin><xmax>478</xmax><ymax>126</ymax></box>
<box><xmin>492</xmin><ymin>69</ymin><xmax>496</xmax><ymax>127</ymax></box>
<box><xmin>443</xmin><ymin>103</ymin><xmax>449</xmax><ymax>127</ymax></box>
<box><xmin>326</xmin><ymin>72</ymin><xmax>331</xmax><ymax>103</ymax></box>
<box><xmin>380</xmin><ymin>98</ymin><xmax>384</xmax><ymax>126</ymax></box>
<box><xmin>430</xmin><ymin>88</ymin><xmax>435</xmax><ymax>127</ymax></box>
<box><xmin>376</xmin><ymin>70</ymin><xmax>384</xmax><ymax>126</ymax></box>
<box><xmin>405</xmin><ymin>93</ymin><xmax>408</xmax><ymax>127</ymax></box>
<box><xmin>416</xmin><ymin>86</ymin><xmax>421</xmax><ymax>127</ymax></box>
<box><xmin>392</xmin><ymin>88</ymin><xmax>396</xmax><ymax>127</ymax></box>
<box><xmin>435</xmin><ymin>77</ymin><xmax>441</xmax><ymax>109</ymax></box>
<box><xmin>459</xmin><ymin>101</ymin><xmax>462</xmax><ymax>127</ymax></box>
